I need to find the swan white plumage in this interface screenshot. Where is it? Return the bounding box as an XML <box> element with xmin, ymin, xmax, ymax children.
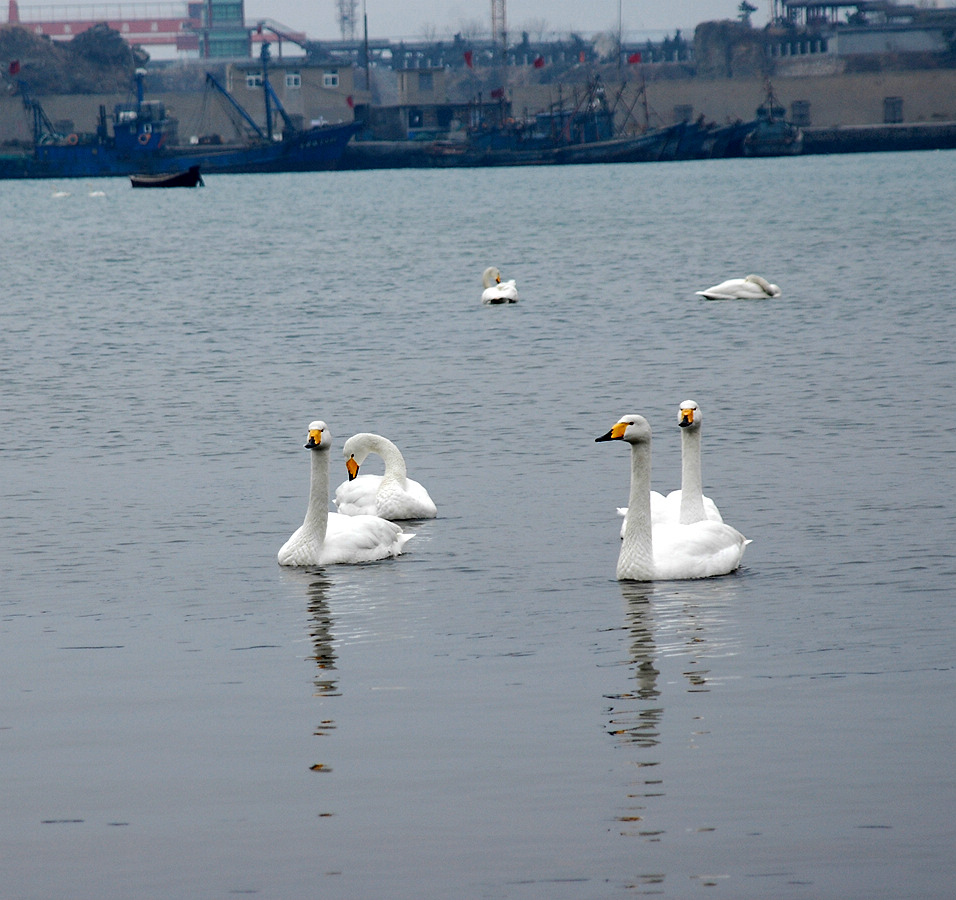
<box><xmin>481</xmin><ymin>266</ymin><xmax>519</xmax><ymax>304</ymax></box>
<box><xmin>696</xmin><ymin>274</ymin><xmax>781</xmax><ymax>300</ymax></box>
<box><xmin>278</xmin><ymin>421</ymin><xmax>414</xmax><ymax>566</ymax></box>
<box><xmin>334</xmin><ymin>432</ymin><xmax>437</xmax><ymax>520</ymax></box>
<box><xmin>597</xmin><ymin>414</ymin><xmax>748</xmax><ymax>581</ymax></box>
<box><xmin>618</xmin><ymin>399</ymin><xmax>723</xmax><ymax>533</ymax></box>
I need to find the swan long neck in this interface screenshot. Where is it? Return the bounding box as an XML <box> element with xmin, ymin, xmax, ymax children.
<box><xmin>679</xmin><ymin>427</ymin><xmax>706</xmax><ymax>525</ymax></box>
<box><xmin>370</xmin><ymin>435</ymin><xmax>408</xmax><ymax>485</ymax></box>
<box><xmin>619</xmin><ymin>440</ymin><xmax>655</xmax><ymax>581</ymax></box>
<box><xmin>304</xmin><ymin>448</ymin><xmax>330</xmax><ymax>540</ymax></box>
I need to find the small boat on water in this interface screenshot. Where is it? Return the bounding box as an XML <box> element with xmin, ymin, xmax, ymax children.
<box><xmin>130</xmin><ymin>165</ymin><xmax>203</xmax><ymax>188</ymax></box>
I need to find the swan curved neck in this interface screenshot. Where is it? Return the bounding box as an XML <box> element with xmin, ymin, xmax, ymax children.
<box><xmin>619</xmin><ymin>440</ymin><xmax>654</xmax><ymax>581</ymax></box>
<box><xmin>369</xmin><ymin>435</ymin><xmax>408</xmax><ymax>483</ymax></box>
<box><xmin>679</xmin><ymin>427</ymin><xmax>706</xmax><ymax>525</ymax></box>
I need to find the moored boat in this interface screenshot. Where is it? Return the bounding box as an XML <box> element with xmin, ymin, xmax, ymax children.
<box><xmin>0</xmin><ymin>45</ymin><xmax>359</xmax><ymax>180</ymax></box>
<box><xmin>742</xmin><ymin>83</ymin><xmax>803</xmax><ymax>157</ymax></box>
<box><xmin>340</xmin><ymin>76</ymin><xmax>689</xmax><ymax>170</ymax></box>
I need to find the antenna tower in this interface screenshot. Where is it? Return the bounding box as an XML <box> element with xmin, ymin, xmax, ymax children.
<box><xmin>336</xmin><ymin>0</ymin><xmax>358</xmax><ymax>40</ymax></box>
<box><xmin>491</xmin><ymin>0</ymin><xmax>506</xmax><ymax>50</ymax></box>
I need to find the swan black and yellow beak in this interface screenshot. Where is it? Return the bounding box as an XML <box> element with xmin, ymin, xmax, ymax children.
<box><xmin>305</xmin><ymin>427</ymin><xmax>324</xmax><ymax>449</ymax></box>
<box><xmin>679</xmin><ymin>407</ymin><xmax>695</xmax><ymax>428</ymax></box>
<box><xmin>346</xmin><ymin>456</ymin><xmax>360</xmax><ymax>481</ymax></box>
<box><xmin>595</xmin><ymin>421</ymin><xmax>629</xmax><ymax>442</ymax></box>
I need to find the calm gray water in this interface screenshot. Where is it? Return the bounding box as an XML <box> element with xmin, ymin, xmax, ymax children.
<box><xmin>2</xmin><ymin>153</ymin><xmax>955</xmax><ymax>899</ymax></box>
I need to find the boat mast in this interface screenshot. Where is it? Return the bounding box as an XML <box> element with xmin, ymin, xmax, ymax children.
<box><xmin>261</xmin><ymin>43</ymin><xmax>274</xmax><ymax>142</ymax></box>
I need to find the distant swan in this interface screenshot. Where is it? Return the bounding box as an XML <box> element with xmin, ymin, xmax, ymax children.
<box><xmin>481</xmin><ymin>266</ymin><xmax>519</xmax><ymax>304</ymax></box>
<box><xmin>696</xmin><ymin>274</ymin><xmax>781</xmax><ymax>300</ymax></box>
<box><xmin>618</xmin><ymin>399</ymin><xmax>723</xmax><ymax>534</ymax></box>
<box><xmin>597</xmin><ymin>414</ymin><xmax>748</xmax><ymax>581</ymax></box>
<box><xmin>334</xmin><ymin>432</ymin><xmax>437</xmax><ymax>520</ymax></box>
<box><xmin>278</xmin><ymin>421</ymin><xmax>414</xmax><ymax>566</ymax></box>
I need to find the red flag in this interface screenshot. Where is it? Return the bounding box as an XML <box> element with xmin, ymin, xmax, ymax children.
<box><xmin>490</xmin><ymin>86</ymin><xmax>504</xmax><ymax>99</ymax></box>
<box><xmin>579</xmin><ymin>51</ymin><xmax>586</xmax><ymax>63</ymax></box>
<box><xmin>464</xmin><ymin>50</ymin><xmax>473</xmax><ymax>69</ymax></box>
<box><xmin>9</xmin><ymin>60</ymin><xmax>21</xmax><ymax>75</ymax></box>
<box><xmin>627</xmin><ymin>52</ymin><xmax>642</xmax><ymax>64</ymax></box>
<box><xmin>346</xmin><ymin>95</ymin><xmax>354</xmax><ymax>108</ymax></box>
<box><xmin>533</xmin><ymin>56</ymin><xmax>545</xmax><ymax>69</ymax></box>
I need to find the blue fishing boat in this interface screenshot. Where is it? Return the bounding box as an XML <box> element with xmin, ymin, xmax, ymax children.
<box><xmin>742</xmin><ymin>83</ymin><xmax>803</xmax><ymax>157</ymax></box>
<box><xmin>0</xmin><ymin>45</ymin><xmax>359</xmax><ymax>180</ymax></box>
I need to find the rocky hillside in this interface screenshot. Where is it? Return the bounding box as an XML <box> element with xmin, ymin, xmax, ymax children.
<box><xmin>1</xmin><ymin>24</ymin><xmax>147</xmax><ymax>94</ymax></box>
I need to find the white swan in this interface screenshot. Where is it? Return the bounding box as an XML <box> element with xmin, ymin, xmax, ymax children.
<box><xmin>334</xmin><ymin>432</ymin><xmax>437</xmax><ymax>520</ymax></box>
<box><xmin>481</xmin><ymin>266</ymin><xmax>519</xmax><ymax>304</ymax></box>
<box><xmin>618</xmin><ymin>400</ymin><xmax>723</xmax><ymax>534</ymax></box>
<box><xmin>696</xmin><ymin>274</ymin><xmax>781</xmax><ymax>300</ymax></box>
<box><xmin>278</xmin><ymin>421</ymin><xmax>414</xmax><ymax>566</ymax></box>
<box><xmin>597</xmin><ymin>414</ymin><xmax>748</xmax><ymax>581</ymax></box>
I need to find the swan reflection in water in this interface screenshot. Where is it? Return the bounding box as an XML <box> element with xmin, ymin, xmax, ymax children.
<box><xmin>610</xmin><ymin>580</ymin><xmax>742</xmax><ymax>850</ymax></box>
<box><xmin>306</xmin><ymin>574</ymin><xmax>339</xmax><ymax>700</ymax></box>
<box><xmin>609</xmin><ymin>583</ymin><xmax>666</xmax><ymax>843</ymax></box>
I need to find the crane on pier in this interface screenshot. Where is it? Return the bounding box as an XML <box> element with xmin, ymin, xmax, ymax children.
<box><xmin>491</xmin><ymin>0</ymin><xmax>506</xmax><ymax>51</ymax></box>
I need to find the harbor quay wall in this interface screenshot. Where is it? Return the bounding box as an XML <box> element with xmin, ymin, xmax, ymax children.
<box><xmin>4</xmin><ymin>67</ymin><xmax>956</xmax><ymax>146</ymax></box>
<box><xmin>508</xmin><ymin>68</ymin><xmax>956</xmax><ymax>131</ymax></box>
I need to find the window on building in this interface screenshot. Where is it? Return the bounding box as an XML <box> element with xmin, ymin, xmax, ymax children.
<box><xmin>883</xmin><ymin>97</ymin><xmax>904</xmax><ymax>124</ymax></box>
<box><xmin>418</xmin><ymin>72</ymin><xmax>433</xmax><ymax>92</ymax></box>
<box><xmin>791</xmin><ymin>100</ymin><xmax>811</xmax><ymax>127</ymax></box>
<box><xmin>323</xmin><ymin>70</ymin><xmax>339</xmax><ymax>88</ymax></box>
<box><xmin>286</xmin><ymin>72</ymin><xmax>301</xmax><ymax>89</ymax></box>
<box><xmin>246</xmin><ymin>71</ymin><xmax>263</xmax><ymax>88</ymax></box>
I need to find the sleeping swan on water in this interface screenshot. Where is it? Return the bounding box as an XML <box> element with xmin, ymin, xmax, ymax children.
<box><xmin>597</xmin><ymin>414</ymin><xmax>748</xmax><ymax>581</ymax></box>
<box><xmin>696</xmin><ymin>274</ymin><xmax>781</xmax><ymax>300</ymax></box>
<box><xmin>334</xmin><ymin>432</ymin><xmax>437</xmax><ymax>520</ymax></box>
<box><xmin>618</xmin><ymin>399</ymin><xmax>723</xmax><ymax>534</ymax></box>
<box><xmin>481</xmin><ymin>266</ymin><xmax>519</xmax><ymax>304</ymax></box>
<box><xmin>278</xmin><ymin>421</ymin><xmax>414</xmax><ymax>566</ymax></box>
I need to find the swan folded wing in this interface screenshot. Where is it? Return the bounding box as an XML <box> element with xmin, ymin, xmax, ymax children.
<box><xmin>696</xmin><ymin>276</ymin><xmax>780</xmax><ymax>300</ymax></box>
<box><xmin>333</xmin><ymin>474</ymin><xmax>383</xmax><ymax>516</ymax></box>
<box><xmin>277</xmin><ymin>525</ymin><xmax>323</xmax><ymax>567</ymax></box>
<box><xmin>377</xmin><ymin>477</ymin><xmax>438</xmax><ymax>520</ymax></box>
<box><xmin>335</xmin><ymin>473</ymin><xmax>437</xmax><ymax>520</ymax></box>
<box><xmin>482</xmin><ymin>282</ymin><xmax>519</xmax><ymax>304</ymax></box>
<box><xmin>696</xmin><ymin>279</ymin><xmax>751</xmax><ymax>299</ymax></box>
<box><xmin>651</xmin><ymin>520</ymin><xmax>748</xmax><ymax>580</ymax></box>
<box><xmin>321</xmin><ymin>512</ymin><xmax>413</xmax><ymax>564</ymax></box>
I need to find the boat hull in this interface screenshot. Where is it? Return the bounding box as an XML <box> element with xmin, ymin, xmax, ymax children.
<box><xmin>130</xmin><ymin>165</ymin><xmax>203</xmax><ymax>188</ymax></box>
<box><xmin>0</xmin><ymin>121</ymin><xmax>360</xmax><ymax>180</ymax></box>
<box><xmin>339</xmin><ymin>124</ymin><xmax>688</xmax><ymax>170</ymax></box>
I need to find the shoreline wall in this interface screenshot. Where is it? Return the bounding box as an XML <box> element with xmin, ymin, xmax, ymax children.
<box><xmin>5</xmin><ymin>68</ymin><xmax>956</xmax><ymax>145</ymax></box>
